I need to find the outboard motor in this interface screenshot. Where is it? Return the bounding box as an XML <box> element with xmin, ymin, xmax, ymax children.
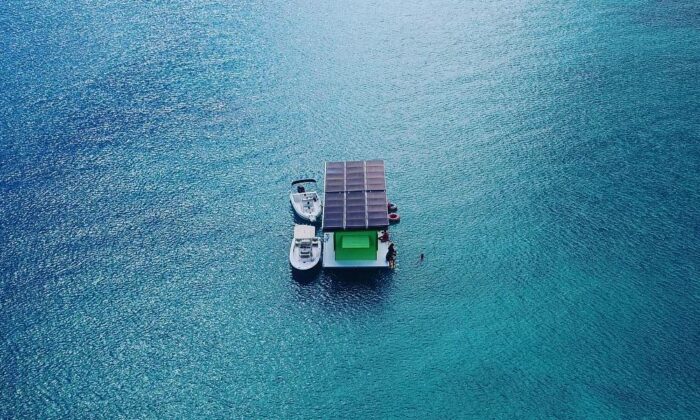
<box><xmin>297</xmin><ymin>185</ymin><xmax>305</xmax><ymax>193</ymax></box>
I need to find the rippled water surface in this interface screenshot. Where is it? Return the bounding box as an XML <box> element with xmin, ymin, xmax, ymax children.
<box><xmin>2</xmin><ymin>0</ymin><xmax>699</xmax><ymax>417</ymax></box>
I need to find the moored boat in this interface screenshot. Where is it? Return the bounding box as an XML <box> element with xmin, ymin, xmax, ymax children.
<box><xmin>290</xmin><ymin>179</ymin><xmax>322</xmax><ymax>222</ymax></box>
<box><xmin>289</xmin><ymin>224</ymin><xmax>322</xmax><ymax>270</ymax></box>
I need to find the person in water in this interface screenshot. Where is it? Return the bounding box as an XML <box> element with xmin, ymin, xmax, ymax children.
<box><xmin>419</xmin><ymin>253</ymin><xmax>424</xmax><ymax>262</ymax></box>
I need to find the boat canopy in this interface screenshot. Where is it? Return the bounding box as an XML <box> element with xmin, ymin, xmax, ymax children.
<box><xmin>293</xmin><ymin>225</ymin><xmax>315</xmax><ymax>239</ymax></box>
<box><xmin>322</xmin><ymin>160</ymin><xmax>389</xmax><ymax>231</ymax></box>
<box><xmin>291</xmin><ymin>178</ymin><xmax>317</xmax><ymax>186</ymax></box>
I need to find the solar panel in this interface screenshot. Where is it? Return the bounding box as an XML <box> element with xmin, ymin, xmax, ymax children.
<box><xmin>323</xmin><ymin>160</ymin><xmax>389</xmax><ymax>231</ymax></box>
<box><xmin>323</xmin><ymin>193</ymin><xmax>345</xmax><ymax>229</ymax></box>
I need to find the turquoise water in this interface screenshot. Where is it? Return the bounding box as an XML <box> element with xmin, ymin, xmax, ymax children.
<box><xmin>2</xmin><ymin>0</ymin><xmax>699</xmax><ymax>417</ymax></box>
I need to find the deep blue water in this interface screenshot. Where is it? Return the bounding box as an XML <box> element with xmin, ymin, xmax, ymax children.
<box><xmin>1</xmin><ymin>0</ymin><xmax>699</xmax><ymax>417</ymax></box>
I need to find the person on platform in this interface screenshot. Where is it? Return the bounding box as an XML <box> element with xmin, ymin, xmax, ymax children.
<box><xmin>387</xmin><ymin>243</ymin><xmax>397</xmax><ymax>269</ymax></box>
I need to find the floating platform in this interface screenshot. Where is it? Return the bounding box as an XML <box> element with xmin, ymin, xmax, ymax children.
<box><xmin>320</xmin><ymin>159</ymin><xmax>393</xmax><ymax>269</ymax></box>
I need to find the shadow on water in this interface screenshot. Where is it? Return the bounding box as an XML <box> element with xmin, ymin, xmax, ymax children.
<box><xmin>291</xmin><ymin>266</ymin><xmax>395</xmax><ymax>312</ymax></box>
<box><xmin>292</xmin><ymin>265</ymin><xmax>393</xmax><ymax>291</ymax></box>
<box><xmin>290</xmin><ymin>264</ymin><xmax>322</xmax><ymax>285</ymax></box>
<box><xmin>320</xmin><ymin>269</ymin><xmax>393</xmax><ymax>294</ymax></box>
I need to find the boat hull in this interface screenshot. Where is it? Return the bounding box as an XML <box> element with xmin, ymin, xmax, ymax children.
<box><xmin>289</xmin><ymin>192</ymin><xmax>322</xmax><ymax>222</ymax></box>
<box><xmin>289</xmin><ymin>239</ymin><xmax>322</xmax><ymax>270</ymax></box>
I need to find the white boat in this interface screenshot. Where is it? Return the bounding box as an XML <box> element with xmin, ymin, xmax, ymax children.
<box><xmin>289</xmin><ymin>225</ymin><xmax>322</xmax><ymax>270</ymax></box>
<box><xmin>290</xmin><ymin>179</ymin><xmax>322</xmax><ymax>222</ymax></box>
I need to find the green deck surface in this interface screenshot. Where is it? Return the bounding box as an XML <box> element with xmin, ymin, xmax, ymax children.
<box><xmin>334</xmin><ymin>230</ymin><xmax>378</xmax><ymax>260</ymax></box>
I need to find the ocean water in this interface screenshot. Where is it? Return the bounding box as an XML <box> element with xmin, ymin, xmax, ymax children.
<box><xmin>1</xmin><ymin>0</ymin><xmax>699</xmax><ymax>417</ymax></box>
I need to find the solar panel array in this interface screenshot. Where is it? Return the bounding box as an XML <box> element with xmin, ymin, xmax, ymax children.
<box><xmin>323</xmin><ymin>160</ymin><xmax>389</xmax><ymax>230</ymax></box>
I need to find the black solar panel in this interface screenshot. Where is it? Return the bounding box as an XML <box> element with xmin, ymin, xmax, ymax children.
<box><xmin>323</xmin><ymin>192</ymin><xmax>345</xmax><ymax>229</ymax></box>
<box><xmin>322</xmin><ymin>160</ymin><xmax>389</xmax><ymax>231</ymax></box>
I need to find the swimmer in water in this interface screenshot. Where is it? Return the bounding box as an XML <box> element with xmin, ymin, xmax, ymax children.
<box><xmin>419</xmin><ymin>253</ymin><xmax>424</xmax><ymax>262</ymax></box>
